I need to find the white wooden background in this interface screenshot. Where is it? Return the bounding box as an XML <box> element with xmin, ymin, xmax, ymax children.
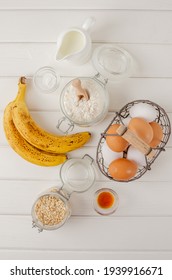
<box><xmin>0</xmin><ymin>0</ymin><xmax>172</xmax><ymax>260</ymax></box>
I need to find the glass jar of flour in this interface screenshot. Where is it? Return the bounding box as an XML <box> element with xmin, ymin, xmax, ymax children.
<box><xmin>57</xmin><ymin>44</ymin><xmax>133</xmax><ymax>132</ymax></box>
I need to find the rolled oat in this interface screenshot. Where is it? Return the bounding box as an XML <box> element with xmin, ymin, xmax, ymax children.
<box><xmin>34</xmin><ymin>195</ymin><xmax>67</xmax><ymax>226</ymax></box>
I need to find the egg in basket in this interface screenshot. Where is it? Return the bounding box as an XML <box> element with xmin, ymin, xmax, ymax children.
<box><xmin>96</xmin><ymin>100</ymin><xmax>171</xmax><ymax>182</ymax></box>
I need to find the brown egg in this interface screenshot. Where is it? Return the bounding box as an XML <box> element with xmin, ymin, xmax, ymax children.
<box><xmin>106</xmin><ymin>124</ymin><xmax>129</xmax><ymax>152</ymax></box>
<box><xmin>128</xmin><ymin>117</ymin><xmax>153</xmax><ymax>144</ymax></box>
<box><xmin>108</xmin><ymin>158</ymin><xmax>138</xmax><ymax>181</ymax></box>
<box><xmin>149</xmin><ymin>121</ymin><xmax>163</xmax><ymax>148</ymax></box>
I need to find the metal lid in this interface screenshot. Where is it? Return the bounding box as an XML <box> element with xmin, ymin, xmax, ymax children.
<box><xmin>92</xmin><ymin>44</ymin><xmax>133</xmax><ymax>82</ymax></box>
<box><xmin>60</xmin><ymin>154</ymin><xmax>95</xmax><ymax>194</ymax></box>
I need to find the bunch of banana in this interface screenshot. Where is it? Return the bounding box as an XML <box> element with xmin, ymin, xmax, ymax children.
<box><xmin>3</xmin><ymin>77</ymin><xmax>91</xmax><ymax>166</ymax></box>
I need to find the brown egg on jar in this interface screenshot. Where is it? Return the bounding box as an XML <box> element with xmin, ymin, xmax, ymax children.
<box><xmin>128</xmin><ymin>117</ymin><xmax>153</xmax><ymax>144</ymax></box>
<box><xmin>108</xmin><ymin>158</ymin><xmax>138</xmax><ymax>181</ymax></box>
<box><xmin>106</xmin><ymin>124</ymin><xmax>129</xmax><ymax>152</ymax></box>
<box><xmin>149</xmin><ymin>121</ymin><xmax>163</xmax><ymax>148</ymax></box>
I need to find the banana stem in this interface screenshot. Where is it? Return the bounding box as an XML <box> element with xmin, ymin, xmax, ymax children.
<box><xmin>19</xmin><ymin>76</ymin><xmax>26</xmax><ymax>85</ymax></box>
<box><xmin>15</xmin><ymin>76</ymin><xmax>27</xmax><ymax>102</ymax></box>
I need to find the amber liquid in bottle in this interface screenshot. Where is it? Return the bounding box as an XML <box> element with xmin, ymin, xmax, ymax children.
<box><xmin>97</xmin><ymin>191</ymin><xmax>115</xmax><ymax>209</ymax></box>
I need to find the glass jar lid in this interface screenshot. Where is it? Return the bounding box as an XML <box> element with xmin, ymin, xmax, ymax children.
<box><xmin>92</xmin><ymin>44</ymin><xmax>133</xmax><ymax>82</ymax></box>
<box><xmin>60</xmin><ymin>154</ymin><xmax>95</xmax><ymax>194</ymax></box>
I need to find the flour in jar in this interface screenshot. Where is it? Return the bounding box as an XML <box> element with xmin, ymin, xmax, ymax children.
<box><xmin>63</xmin><ymin>79</ymin><xmax>105</xmax><ymax>124</ymax></box>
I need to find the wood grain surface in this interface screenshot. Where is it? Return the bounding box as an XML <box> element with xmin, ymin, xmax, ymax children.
<box><xmin>0</xmin><ymin>0</ymin><xmax>172</xmax><ymax>260</ymax></box>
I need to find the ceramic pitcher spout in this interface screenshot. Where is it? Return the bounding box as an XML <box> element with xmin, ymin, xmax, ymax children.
<box><xmin>55</xmin><ymin>35</ymin><xmax>71</xmax><ymax>61</ymax></box>
<box><xmin>55</xmin><ymin>30</ymin><xmax>85</xmax><ymax>62</ymax></box>
<box><xmin>56</xmin><ymin>52</ymin><xmax>70</xmax><ymax>62</ymax></box>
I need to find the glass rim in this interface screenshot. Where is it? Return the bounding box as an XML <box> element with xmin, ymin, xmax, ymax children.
<box><xmin>93</xmin><ymin>188</ymin><xmax>119</xmax><ymax>215</ymax></box>
<box><xmin>33</xmin><ymin>66</ymin><xmax>60</xmax><ymax>93</ymax></box>
<box><xmin>31</xmin><ymin>192</ymin><xmax>71</xmax><ymax>231</ymax></box>
<box><xmin>60</xmin><ymin>77</ymin><xmax>109</xmax><ymax>126</ymax></box>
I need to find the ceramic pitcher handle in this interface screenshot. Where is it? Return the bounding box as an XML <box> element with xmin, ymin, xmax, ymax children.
<box><xmin>82</xmin><ymin>17</ymin><xmax>96</xmax><ymax>32</ymax></box>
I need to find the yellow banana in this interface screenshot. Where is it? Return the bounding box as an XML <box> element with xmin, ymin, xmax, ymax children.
<box><xmin>3</xmin><ymin>102</ymin><xmax>67</xmax><ymax>166</ymax></box>
<box><xmin>12</xmin><ymin>77</ymin><xmax>91</xmax><ymax>154</ymax></box>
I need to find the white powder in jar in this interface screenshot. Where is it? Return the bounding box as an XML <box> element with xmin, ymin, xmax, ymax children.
<box><xmin>63</xmin><ymin>78</ymin><xmax>105</xmax><ymax>124</ymax></box>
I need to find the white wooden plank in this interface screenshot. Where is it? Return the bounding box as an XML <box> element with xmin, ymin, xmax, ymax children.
<box><xmin>0</xmin><ymin>216</ymin><xmax>172</xmax><ymax>251</ymax></box>
<box><xmin>0</xmin><ymin>146</ymin><xmax>171</xmax><ymax>182</ymax></box>
<box><xmin>1</xmin><ymin>43</ymin><xmax>172</xmax><ymax>78</ymax></box>
<box><xmin>1</xmin><ymin>111</ymin><xmax>172</xmax><ymax>147</ymax></box>
<box><xmin>70</xmin><ymin>147</ymin><xmax>172</xmax><ymax>183</ymax></box>
<box><xmin>0</xmin><ymin>111</ymin><xmax>113</xmax><ymax>147</ymax></box>
<box><xmin>1</xmin><ymin>76</ymin><xmax>172</xmax><ymax>112</ymax></box>
<box><xmin>109</xmin><ymin>77</ymin><xmax>172</xmax><ymax>113</ymax></box>
<box><xmin>0</xmin><ymin>180</ymin><xmax>172</xmax><ymax>217</ymax></box>
<box><xmin>0</xmin><ymin>5</ymin><xmax>171</xmax><ymax>259</ymax></box>
<box><xmin>0</xmin><ymin>43</ymin><xmax>58</xmax><ymax>76</ymax></box>
<box><xmin>0</xmin><ymin>10</ymin><xmax>172</xmax><ymax>43</ymax></box>
<box><xmin>0</xmin><ymin>76</ymin><xmax>65</xmax><ymax>111</ymax></box>
<box><xmin>0</xmin><ymin>146</ymin><xmax>63</xmax><ymax>180</ymax></box>
<box><xmin>1</xmin><ymin>249</ymin><xmax>172</xmax><ymax>260</ymax></box>
<box><xmin>1</xmin><ymin>0</ymin><xmax>172</xmax><ymax>11</ymax></box>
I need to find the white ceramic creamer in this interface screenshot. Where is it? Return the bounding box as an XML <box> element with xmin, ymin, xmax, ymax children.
<box><xmin>56</xmin><ymin>17</ymin><xmax>96</xmax><ymax>65</ymax></box>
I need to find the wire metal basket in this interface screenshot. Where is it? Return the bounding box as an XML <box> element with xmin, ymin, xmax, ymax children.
<box><xmin>96</xmin><ymin>100</ymin><xmax>171</xmax><ymax>182</ymax></box>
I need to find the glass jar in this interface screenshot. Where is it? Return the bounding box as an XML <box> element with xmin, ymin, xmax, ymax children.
<box><xmin>57</xmin><ymin>44</ymin><xmax>133</xmax><ymax>132</ymax></box>
<box><xmin>31</xmin><ymin>189</ymin><xmax>71</xmax><ymax>232</ymax></box>
<box><xmin>59</xmin><ymin>75</ymin><xmax>109</xmax><ymax>128</ymax></box>
<box><xmin>32</xmin><ymin>154</ymin><xmax>95</xmax><ymax>232</ymax></box>
<box><xmin>33</xmin><ymin>66</ymin><xmax>60</xmax><ymax>94</ymax></box>
<box><xmin>92</xmin><ymin>44</ymin><xmax>133</xmax><ymax>82</ymax></box>
<box><xmin>93</xmin><ymin>188</ymin><xmax>119</xmax><ymax>215</ymax></box>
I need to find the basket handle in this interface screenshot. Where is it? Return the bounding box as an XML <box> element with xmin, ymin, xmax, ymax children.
<box><xmin>116</xmin><ymin>124</ymin><xmax>155</xmax><ymax>159</ymax></box>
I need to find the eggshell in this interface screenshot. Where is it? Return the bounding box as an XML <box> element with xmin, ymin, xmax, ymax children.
<box><xmin>102</xmin><ymin>141</ymin><xmax>123</xmax><ymax>166</ymax></box>
<box><xmin>108</xmin><ymin>158</ymin><xmax>138</xmax><ymax>181</ymax></box>
<box><xmin>128</xmin><ymin>117</ymin><xmax>153</xmax><ymax>144</ymax></box>
<box><xmin>127</xmin><ymin>146</ymin><xmax>146</xmax><ymax>167</ymax></box>
<box><xmin>130</xmin><ymin>103</ymin><xmax>157</xmax><ymax>122</ymax></box>
<box><xmin>149</xmin><ymin>121</ymin><xmax>163</xmax><ymax>148</ymax></box>
<box><xmin>106</xmin><ymin>124</ymin><xmax>129</xmax><ymax>152</ymax></box>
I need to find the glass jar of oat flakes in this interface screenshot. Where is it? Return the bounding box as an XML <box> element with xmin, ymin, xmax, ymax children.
<box><xmin>31</xmin><ymin>154</ymin><xmax>95</xmax><ymax>232</ymax></box>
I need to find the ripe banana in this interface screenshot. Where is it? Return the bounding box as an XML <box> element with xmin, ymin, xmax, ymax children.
<box><xmin>3</xmin><ymin>101</ymin><xmax>67</xmax><ymax>167</ymax></box>
<box><xmin>12</xmin><ymin>77</ymin><xmax>91</xmax><ymax>154</ymax></box>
